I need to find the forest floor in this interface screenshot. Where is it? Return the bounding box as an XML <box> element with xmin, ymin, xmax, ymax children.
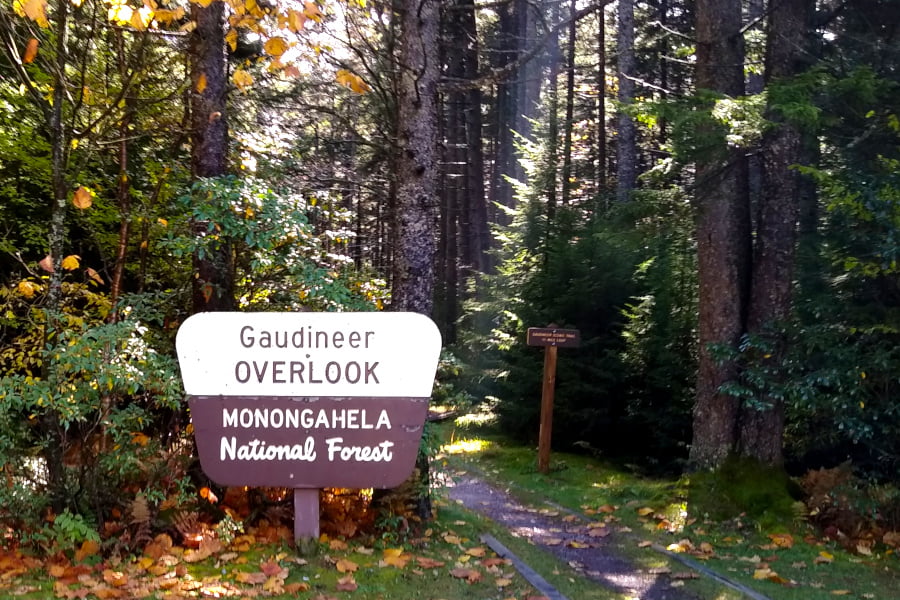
<box><xmin>3</xmin><ymin>412</ymin><xmax>900</xmax><ymax>600</ymax></box>
<box><xmin>433</xmin><ymin>409</ymin><xmax>900</xmax><ymax>600</ymax></box>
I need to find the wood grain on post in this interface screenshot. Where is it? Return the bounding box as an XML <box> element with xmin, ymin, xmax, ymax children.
<box><xmin>538</xmin><ymin>345</ymin><xmax>558</xmax><ymax>474</ymax></box>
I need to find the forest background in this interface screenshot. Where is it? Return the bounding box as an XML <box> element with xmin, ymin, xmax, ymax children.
<box><xmin>0</xmin><ymin>0</ymin><xmax>899</xmax><ymax>553</ymax></box>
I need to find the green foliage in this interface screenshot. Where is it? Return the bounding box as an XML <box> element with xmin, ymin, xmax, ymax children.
<box><xmin>164</xmin><ymin>176</ymin><xmax>383</xmax><ymax>311</ymax></box>
<box><xmin>462</xmin><ymin>172</ymin><xmax>697</xmax><ymax>469</ymax></box>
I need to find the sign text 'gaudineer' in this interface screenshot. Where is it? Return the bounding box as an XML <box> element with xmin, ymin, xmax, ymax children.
<box><xmin>176</xmin><ymin>312</ymin><xmax>442</xmax><ymax>490</ymax></box>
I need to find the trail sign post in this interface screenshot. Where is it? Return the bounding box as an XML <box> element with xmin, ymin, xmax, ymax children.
<box><xmin>527</xmin><ymin>326</ymin><xmax>580</xmax><ymax>474</ymax></box>
<box><xmin>176</xmin><ymin>312</ymin><xmax>441</xmax><ymax>546</ymax></box>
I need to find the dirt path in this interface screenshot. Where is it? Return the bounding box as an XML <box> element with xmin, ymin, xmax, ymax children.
<box><xmin>442</xmin><ymin>469</ymin><xmax>701</xmax><ymax>600</ymax></box>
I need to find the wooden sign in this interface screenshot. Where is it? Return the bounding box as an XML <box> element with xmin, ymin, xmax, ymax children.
<box><xmin>527</xmin><ymin>327</ymin><xmax>580</xmax><ymax>348</ymax></box>
<box><xmin>526</xmin><ymin>325</ymin><xmax>580</xmax><ymax>474</ymax></box>
<box><xmin>176</xmin><ymin>311</ymin><xmax>442</xmax><ymax>544</ymax></box>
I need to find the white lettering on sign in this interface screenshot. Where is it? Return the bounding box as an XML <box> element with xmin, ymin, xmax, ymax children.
<box><xmin>220</xmin><ymin>436</ymin><xmax>317</xmax><ymax>461</ymax></box>
<box><xmin>176</xmin><ymin>312</ymin><xmax>441</xmax><ymax>397</ymax></box>
<box><xmin>232</xmin><ymin>360</ymin><xmax>380</xmax><ymax>385</ymax></box>
<box><xmin>325</xmin><ymin>437</ymin><xmax>394</xmax><ymax>462</ymax></box>
<box><xmin>222</xmin><ymin>407</ymin><xmax>392</xmax><ymax>430</ymax></box>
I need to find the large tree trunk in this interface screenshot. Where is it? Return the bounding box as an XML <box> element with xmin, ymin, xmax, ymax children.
<box><xmin>189</xmin><ymin>0</ymin><xmax>235</xmax><ymax>313</ymax></box>
<box><xmin>560</xmin><ymin>0</ymin><xmax>577</xmax><ymax>206</ymax></box>
<box><xmin>392</xmin><ymin>0</ymin><xmax>440</xmax><ymax>520</ymax></box>
<box><xmin>615</xmin><ymin>0</ymin><xmax>637</xmax><ymax>202</ymax></box>
<box><xmin>460</xmin><ymin>0</ymin><xmax>491</xmax><ymax>276</ymax></box>
<box><xmin>596</xmin><ymin>6</ymin><xmax>607</xmax><ymax>194</ymax></box>
<box><xmin>689</xmin><ymin>0</ymin><xmax>751</xmax><ymax>469</ymax></box>
<box><xmin>738</xmin><ymin>0</ymin><xmax>814</xmax><ymax>464</ymax></box>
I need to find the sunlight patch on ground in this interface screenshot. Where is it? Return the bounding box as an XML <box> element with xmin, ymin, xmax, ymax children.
<box><xmin>440</xmin><ymin>438</ymin><xmax>492</xmax><ymax>455</ymax></box>
<box><xmin>453</xmin><ymin>412</ymin><xmax>497</xmax><ymax>427</ymax></box>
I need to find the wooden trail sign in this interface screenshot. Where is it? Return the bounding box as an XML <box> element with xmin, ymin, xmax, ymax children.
<box><xmin>527</xmin><ymin>326</ymin><xmax>580</xmax><ymax>474</ymax></box>
<box><xmin>176</xmin><ymin>311</ymin><xmax>442</xmax><ymax>544</ymax></box>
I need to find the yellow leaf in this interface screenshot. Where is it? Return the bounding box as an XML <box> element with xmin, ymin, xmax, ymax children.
<box><xmin>75</xmin><ymin>539</ymin><xmax>101</xmax><ymax>562</ymax></box>
<box><xmin>14</xmin><ymin>0</ymin><xmax>49</xmax><ymax>28</ymax></box>
<box><xmin>264</xmin><ymin>36</ymin><xmax>288</xmax><ymax>57</ymax></box>
<box><xmin>767</xmin><ymin>533</ymin><xmax>794</xmax><ymax>548</ymax></box>
<box><xmin>303</xmin><ymin>0</ymin><xmax>322</xmax><ymax>21</ymax></box>
<box><xmin>465</xmin><ymin>546</ymin><xmax>486</xmax><ymax>557</ymax></box>
<box><xmin>442</xmin><ymin>533</ymin><xmax>461</xmax><ymax>544</ymax></box>
<box><xmin>232</xmin><ymin>68</ymin><xmax>254</xmax><ymax>92</ymax></box>
<box><xmin>335</xmin><ymin>69</ymin><xmax>370</xmax><ymax>94</ymax></box>
<box><xmin>192</xmin><ymin>0</ymin><xmax>215</xmax><ymax>7</ymax></box>
<box><xmin>335</xmin><ymin>558</ymin><xmax>358</xmax><ymax>573</ymax></box>
<box><xmin>72</xmin><ymin>186</ymin><xmax>93</xmax><ymax>209</ymax></box>
<box><xmin>637</xmin><ymin>507</ymin><xmax>655</xmax><ymax>517</ymax></box>
<box><xmin>23</xmin><ymin>38</ymin><xmax>39</xmax><ymax>64</ymax></box>
<box><xmin>287</xmin><ymin>9</ymin><xmax>306</xmax><ymax>32</ymax></box>
<box><xmin>196</xmin><ymin>73</ymin><xmax>208</xmax><ymax>93</ymax></box>
<box><xmin>153</xmin><ymin>7</ymin><xmax>184</xmax><ymax>23</ymax></box>
<box><xmin>61</xmin><ymin>255</ymin><xmax>80</xmax><ymax>271</ymax></box>
<box><xmin>131</xmin><ymin>6</ymin><xmax>154</xmax><ymax>30</ymax></box>
<box><xmin>108</xmin><ymin>3</ymin><xmax>134</xmax><ymax>26</ymax></box>
<box><xmin>17</xmin><ymin>280</ymin><xmax>37</xmax><ymax>298</ymax></box>
<box><xmin>225</xmin><ymin>29</ymin><xmax>238</xmax><ymax>52</ymax></box>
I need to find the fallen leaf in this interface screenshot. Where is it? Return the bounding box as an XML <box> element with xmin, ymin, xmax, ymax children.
<box><xmin>335</xmin><ymin>558</ymin><xmax>358</xmax><ymax>573</ymax></box>
<box><xmin>102</xmin><ymin>570</ymin><xmax>128</xmax><ymax>587</ymax></box>
<box><xmin>450</xmin><ymin>567</ymin><xmax>482</xmax><ymax>583</ymax></box>
<box><xmin>336</xmin><ymin>574</ymin><xmax>357</xmax><ymax>592</ymax></box>
<box><xmin>235</xmin><ymin>571</ymin><xmax>267</xmax><ymax>584</ymax></box>
<box><xmin>637</xmin><ymin>507</ymin><xmax>655</xmax><ymax>517</ymax></box>
<box><xmin>768</xmin><ymin>533</ymin><xmax>794</xmax><ymax>548</ymax></box>
<box><xmin>465</xmin><ymin>546</ymin><xmax>486</xmax><ymax>557</ymax></box>
<box><xmin>415</xmin><ymin>556</ymin><xmax>445</xmax><ymax>568</ymax></box>
<box><xmin>495</xmin><ymin>577</ymin><xmax>513</xmax><ymax>587</ymax></box>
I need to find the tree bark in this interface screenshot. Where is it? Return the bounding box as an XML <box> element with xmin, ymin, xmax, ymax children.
<box><xmin>561</xmin><ymin>0</ymin><xmax>577</xmax><ymax>206</ymax></box>
<box><xmin>460</xmin><ymin>0</ymin><xmax>491</xmax><ymax>276</ymax></box>
<box><xmin>739</xmin><ymin>0</ymin><xmax>814</xmax><ymax>464</ymax></box>
<box><xmin>189</xmin><ymin>0</ymin><xmax>235</xmax><ymax>312</ymax></box>
<box><xmin>689</xmin><ymin>0</ymin><xmax>751</xmax><ymax>469</ymax></box>
<box><xmin>392</xmin><ymin>0</ymin><xmax>440</xmax><ymax>519</ymax></box>
<box><xmin>597</xmin><ymin>6</ymin><xmax>607</xmax><ymax>194</ymax></box>
<box><xmin>615</xmin><ymin>0</ymin><xmax>637</xmax><ymax>202</ymax></box>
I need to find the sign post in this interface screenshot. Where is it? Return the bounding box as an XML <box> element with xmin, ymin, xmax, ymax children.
<box><xmin>176</xmin><ymin>312</ymin><xmax>441</xmax><ymax>546</ymax></box>
<box><xmin>526</xmin><ymin>325</ymin><xmax>580</xmax><ymax>474</ymax></box>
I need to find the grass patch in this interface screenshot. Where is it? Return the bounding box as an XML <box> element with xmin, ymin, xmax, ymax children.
<box><xmin>436</xmin><ymin>414</ymin><xmax>900</xmax><ymax>600</ymax></box>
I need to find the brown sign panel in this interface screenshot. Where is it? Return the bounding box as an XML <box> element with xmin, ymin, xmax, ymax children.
<box><xmin>189</xmin><ymin>395</ymin><xmax>428</xmax><ymax>489</ymax></box>
<box><xmin>526</xmin><ymin>327</ymin><xmax>581</xmax><ymax>348</ymax></box>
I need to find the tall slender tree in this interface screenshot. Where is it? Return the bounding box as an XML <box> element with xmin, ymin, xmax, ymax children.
<box><xmin>689</xmin><ymin>0</ymin><xmax>751</xmax><ymax>469</ymax></box>
<box><xmin>615</xmin><ymin>0</ymin><xmax>637</xmax><ymax>202</ymax></box>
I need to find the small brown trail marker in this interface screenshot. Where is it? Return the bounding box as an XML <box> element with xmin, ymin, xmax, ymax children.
<box><xmin>176</xmin><ymin>312</ymin><xmax>441</xmax><ymax>550</ymax></box>
<box><xmin>527</xmin><ymin>326</ymin><xmax>580</xmax><ymax>474</ymax></box>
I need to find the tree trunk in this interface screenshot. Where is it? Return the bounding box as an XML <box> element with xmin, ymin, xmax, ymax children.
<box><xmin>689</xmin><ymin>0</ymin><xmax>751</xmax><ymax>469</ymax></box>
<box><xmin>615</xmin><ymin>0</ymin><xmax>637</xmax><ymax>202</ymax></box>
<box><xmin>392</xmin><ymin>0</ymin><xmax>440</xmax><ymax>519</ymax></box>
<box><xmin>460</xmin><ymin>0</ymin><xmax>491</xmax><ymax>276</ymax></box>
<box><xmin>189</xmin><ymin>0</ymin><xmax>234</xmax><ymax>312</ymax></box>
<box><xmin>739</xmin><ymin>0</ymin><xmax>814</xmax><ymax>464</ymax></box>
<box><xmin>597</xmin><ymin>6</ymin><xmax>608</xmax><ymax>194</ymax></box>
<box><xmin>561</xmin><ymin>0</ymin><xmax>577</xmax><ymax>206</ymax></box>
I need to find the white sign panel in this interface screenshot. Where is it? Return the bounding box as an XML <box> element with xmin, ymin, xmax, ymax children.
<box><xmin>176</xmin><ymin>312</ymin><xmax>442</xmax><ymax>398</ymax></box>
